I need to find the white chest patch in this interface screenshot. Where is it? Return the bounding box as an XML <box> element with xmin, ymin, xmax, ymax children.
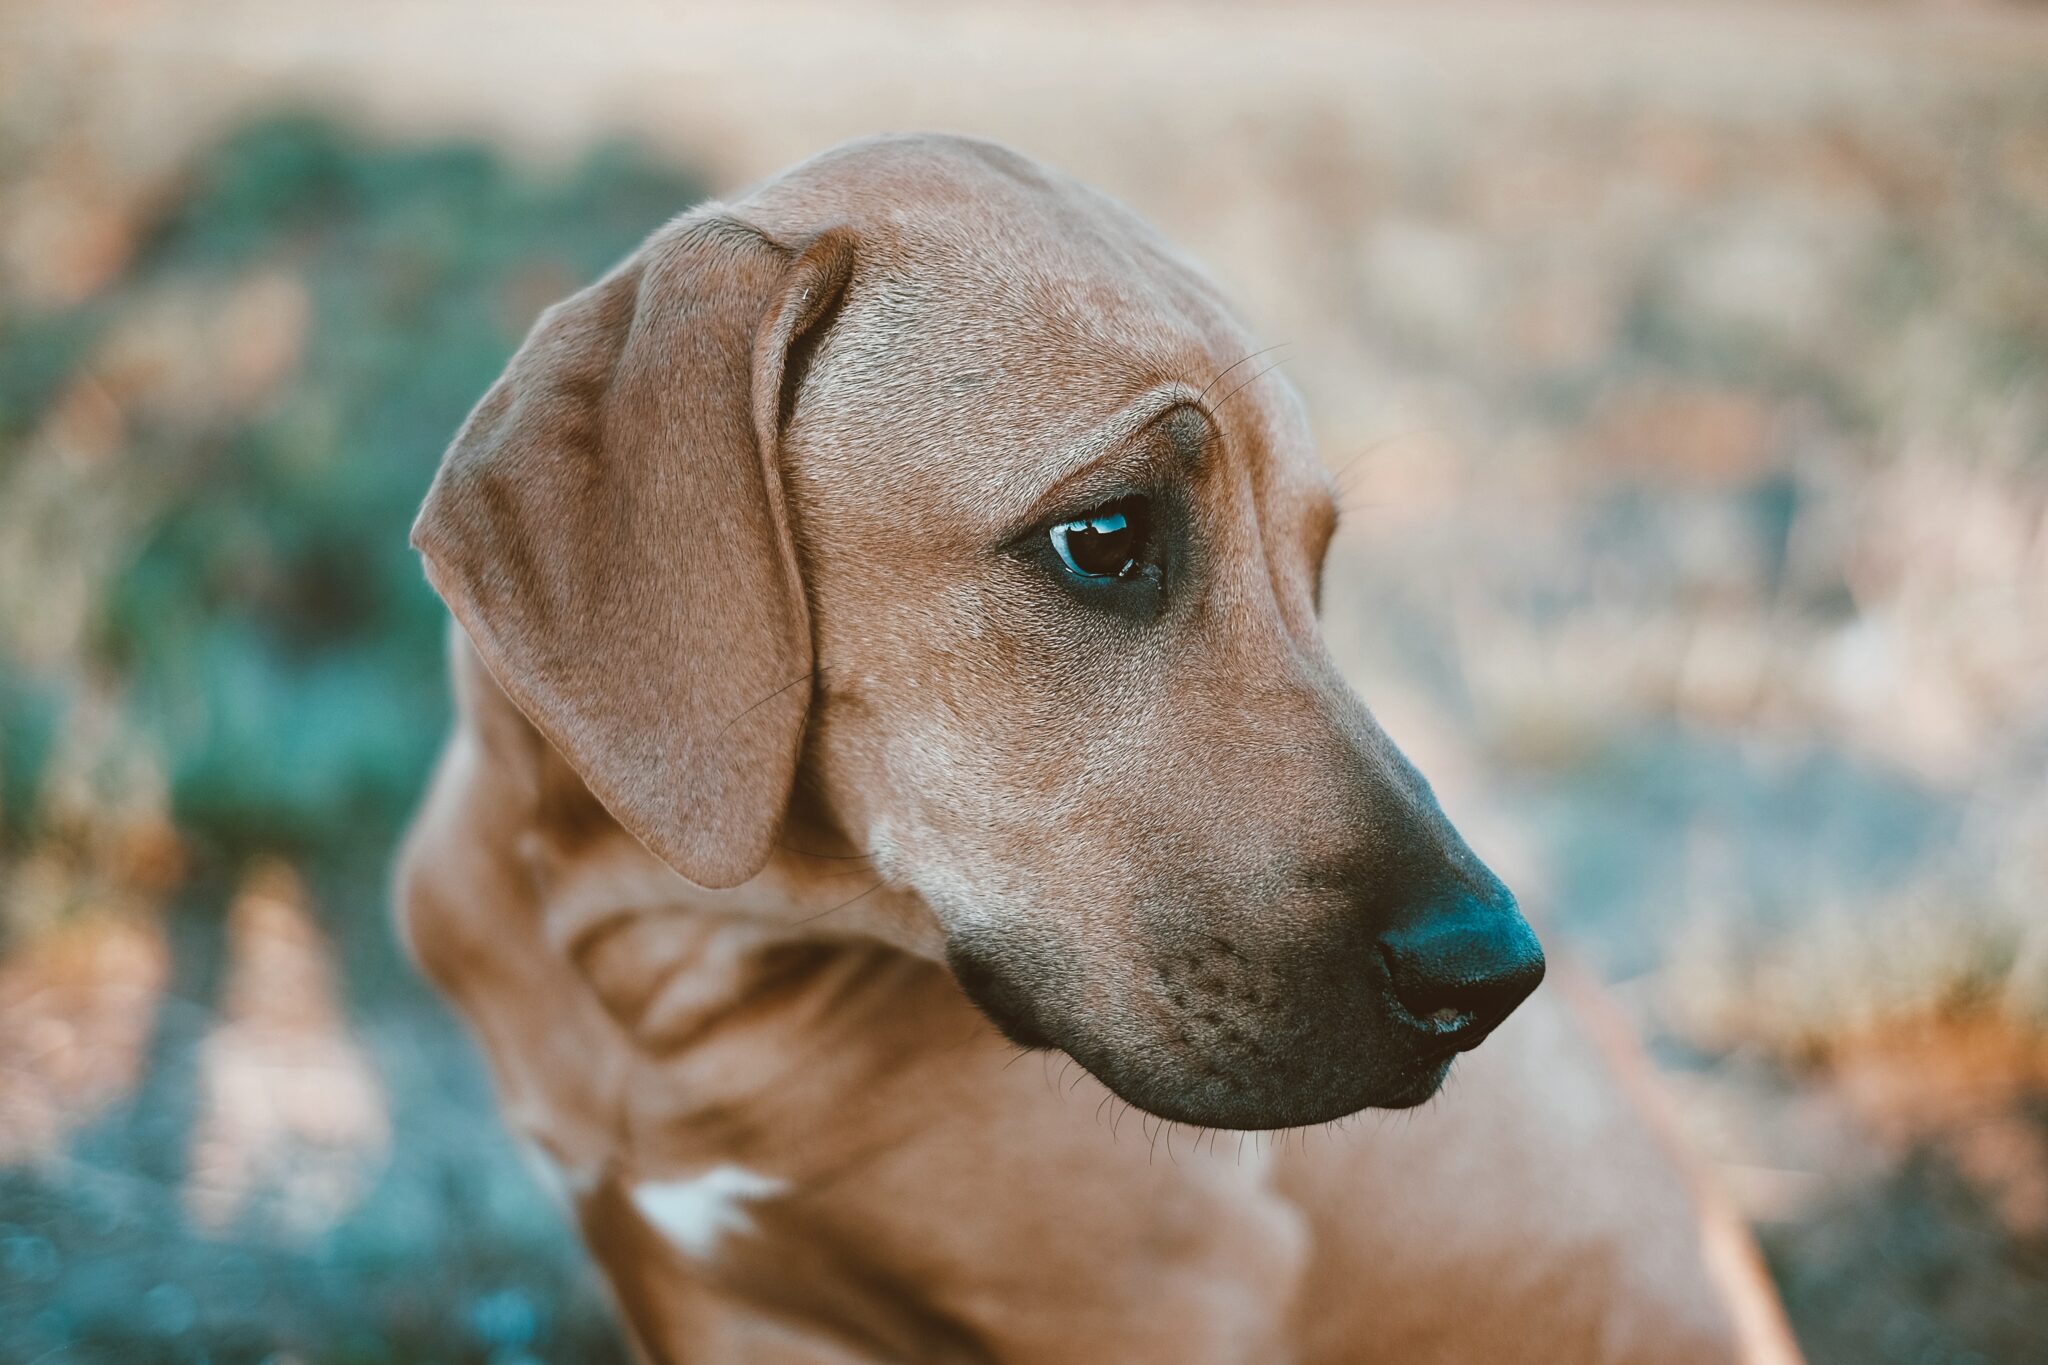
<box><xmin>630</xmin><ymin>1165</ymin><xmax>788</xmax><ymax>1260</ymax></box>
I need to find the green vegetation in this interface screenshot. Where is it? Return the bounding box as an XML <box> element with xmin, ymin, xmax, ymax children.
<box><xmin>1</xmin><ymin>115</ymin><xmax>700</xmax><ymax>869</ymax></box>
<box><xmin>0</xmin><ymin>115</ymin><xmax>705</xmax><ymax>1364</ymax></box>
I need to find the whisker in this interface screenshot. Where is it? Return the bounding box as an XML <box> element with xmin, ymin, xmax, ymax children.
<box><xmin>1212</xmin><ymin>356</ymin><xmax>1289</xmax><ymax>414</ymax></box>
<box><xmin>808</xmin><ymin>865</ymin><xmax>882</xmax><ymax>882</ymax></box>
<box><xmin>1333</xmin><ymin>491</ymin><xmax>1396</xmax><ymax>522</ymax></box>
<box><xmin>1197</xmin><ymin>342</ymin><xmax>1290</xmax><ymax>406</ymax></box>
<box><xmin>791</xmin><ymin>878</ymin><xmax>884</xmax><ymax>926</ymax></box>
<box><xmin>776</xmin><ymin>843</ymin><xmax>877</xmax><ymax>862</ymax></box>
<box><xmin>1329</xmin><ymin>430</ymin><xmax>1422</xmax><ymax>495</ymax></box>
<box><xmin>712</xmin><ymin>664</ymin><xmax>830</xmax><ymax>745</ymax></box>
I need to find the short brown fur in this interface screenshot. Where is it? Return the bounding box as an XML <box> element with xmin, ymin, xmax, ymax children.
<box><xmin>398</xmin><ymin>133</ymin><xmax>1801</xmax><ymax>1363</ymax></box>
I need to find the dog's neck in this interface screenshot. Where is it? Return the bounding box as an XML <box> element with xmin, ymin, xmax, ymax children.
<box><xmin>515</xmin><ymin>806</ymin><xmax>974</xmax><ymax>1167</ymax></box>
<box><xmin>451</xmin><ymin>636</ymin><xmax>973</xmax><ymax>1173</ymax></box>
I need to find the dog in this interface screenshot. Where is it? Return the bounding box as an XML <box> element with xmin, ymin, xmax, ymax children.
<box><xmin>396</xmin><ymin>133</ymin><xmax>1803</xmax><ymax>1363</ymax></box>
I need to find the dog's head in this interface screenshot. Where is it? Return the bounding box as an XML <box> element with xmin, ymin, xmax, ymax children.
<box><xmin>415</xmin><ymin>134</ymin><xmax>1542</xmax><ymax>1130</ymax></box>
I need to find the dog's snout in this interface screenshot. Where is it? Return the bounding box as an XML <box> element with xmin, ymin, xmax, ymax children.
<box><xmin>1376</xmin><ymin>893</ymin><xmax>1545</xmax><ymax>1048</ymax></box>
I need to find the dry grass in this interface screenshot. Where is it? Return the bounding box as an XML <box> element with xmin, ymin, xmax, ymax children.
<box><xmin>1</xmin><ymin>3</ymin><xmax>2045</xmax><ymax>1361</ymax></box>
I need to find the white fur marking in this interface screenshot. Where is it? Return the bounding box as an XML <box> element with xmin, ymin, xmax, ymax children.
<box><xmin>519</xmin><ymin>1141</ymin><xmax>570</xmax><ymax>1210</ymax></box>
<box><xmin>631</xmin><ymin>1165</ymin><xmax>787</xmax><ymax>1259</ymax></box>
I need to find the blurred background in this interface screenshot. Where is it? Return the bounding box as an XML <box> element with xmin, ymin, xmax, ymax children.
<box><xmin>1</xmin><ymin>1</ymin><xmax>2044</xmax><ymax>1361</ymax></box>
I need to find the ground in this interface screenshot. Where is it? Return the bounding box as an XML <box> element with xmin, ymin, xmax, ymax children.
<box><xmin>1</xmin><ymin>4</ymin><xmax>2045</xmax><ymax>1361</ymax></box>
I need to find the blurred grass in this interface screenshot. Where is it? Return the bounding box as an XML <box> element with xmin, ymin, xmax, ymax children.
<box><xmin>0</xmin><ymin>53</ymin><xmax>2045</xmax><ymax>1362</ymax></box>
<box><xmin>2</xmin><ymin>115</ymin><xmax>698</xmax><ymax>872</ymax></box>
<box><xmin>0</xmin><ymin>114</ymin><xmax>710</xmax><ymax>1365</ymax></box>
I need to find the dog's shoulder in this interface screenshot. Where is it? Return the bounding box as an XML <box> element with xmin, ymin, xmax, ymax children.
<box><xmin>393</xmin><ymin>624</ymin><xmax>614</xmax><ymax>986</ymax></box>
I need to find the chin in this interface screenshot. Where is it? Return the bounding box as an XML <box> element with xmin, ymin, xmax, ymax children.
<box><xmin>948</xmin><ymin>941</ymin><xmax>1461</xmax><ymax>1129</ymax></box>
<box><xmin>1365</xmin><ymin>1055</ymin><xmax>1456</xmax><ymax>1111</ymax></box>
<box><xmin>1065</xmin><ymin>1038</ymin><xmax>1458</xmax><ymax>1132</ymax></box>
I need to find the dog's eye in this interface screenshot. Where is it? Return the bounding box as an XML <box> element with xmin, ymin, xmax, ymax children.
<box><xmin>1049</xmin><ymin>497</ymin><xmax>1152</xmax><ymax>580</ymax></box>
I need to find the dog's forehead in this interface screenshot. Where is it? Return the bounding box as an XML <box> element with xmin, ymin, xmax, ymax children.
<box><xmin>742</xmin><ymin>134</ymin><xmax>1320</xmax><ymax>519</ymax></box>
<box><xmin>743</xmin><ymin>133</ymin><xmax>1176</xmax><ymax>266</ymax></box>
<box><xmin>746</xmin><ymin>132</ymin><xmax>1237</xmax><ymax>353</ymax></box>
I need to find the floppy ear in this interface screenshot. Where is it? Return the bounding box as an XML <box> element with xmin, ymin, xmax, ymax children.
<box><xmin>413</xmin><ymin>214</ymin><xmax>855</xmax><ymax>889</ymax></box>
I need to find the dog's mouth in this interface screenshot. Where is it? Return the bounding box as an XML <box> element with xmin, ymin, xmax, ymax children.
<box><xmin>945</xmin><ymin>937</ymin><xmax>1471</xmax><ymax>1129</ymax></box>
<box><xmin>945</xmin><ymin>939</ymin><xmax>1061</xmax><ymax>1051</ymax></box>
<box><xmin>1373</xmin><ymin>1053</ymin><xmax>1458</xmax><ymax>1110</ymax></box>
<box><xmin>1057</xmin><ymin>1020</ymin><xmax>1460</xmax><ymax>1129</ymax></box>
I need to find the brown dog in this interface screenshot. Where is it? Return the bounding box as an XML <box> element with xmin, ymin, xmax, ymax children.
<box><xmin>396</xmin><ymin>133</ymin><xmax>1802</xmax><ymax>1363</ymax></box>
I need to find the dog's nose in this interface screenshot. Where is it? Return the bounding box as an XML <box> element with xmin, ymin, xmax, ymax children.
<box><xmin>1377</xmin><ymin>893</ymin><xmax>1545</xmax><ymax>1048</ymax></box>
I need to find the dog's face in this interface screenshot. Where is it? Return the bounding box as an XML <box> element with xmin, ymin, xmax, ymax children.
<box><xmin>416</xmin><ymin>134</ymin><xmax>1541</xmax><ymax>1131</ymax></box>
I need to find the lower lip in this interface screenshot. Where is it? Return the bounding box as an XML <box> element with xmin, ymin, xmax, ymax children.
<box><xmin>1407</xmin><ymin>1019</ymin><xmax>1478</xmax><ymax>1071</ymax></box>
<box><xmin>1381</xmin><ymin>1055</ymin><xmax>1456</xmax><ymax>1107</ymax></box>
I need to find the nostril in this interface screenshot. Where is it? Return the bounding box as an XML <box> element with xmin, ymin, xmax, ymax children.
<box><xmin>1422</xmin><ymin>1003</ymin><xmax>1477</xmax><ymax>1031</ymax></box>
<box><xmin>1377</xmin><ymin>906</ymin><xmax>1546</xmax><ymax>1045</ymax></box>
<box><xmin>1379</xmin><ymin>949</ymin><xmax>1487</xmax><ymax>1031</ymax></box>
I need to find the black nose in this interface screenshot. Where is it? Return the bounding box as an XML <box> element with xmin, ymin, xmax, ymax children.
<box><xmin>1377</xmin><ymin>893</ymin><xmax>1545</xmax><ymax>1048</ymax></box>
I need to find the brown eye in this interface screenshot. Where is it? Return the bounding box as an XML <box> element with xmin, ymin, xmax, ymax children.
<box><xmin>1049</xmin><ymin>497</ymin><xmax>1151</xmax><ymax>580</ymax></box>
